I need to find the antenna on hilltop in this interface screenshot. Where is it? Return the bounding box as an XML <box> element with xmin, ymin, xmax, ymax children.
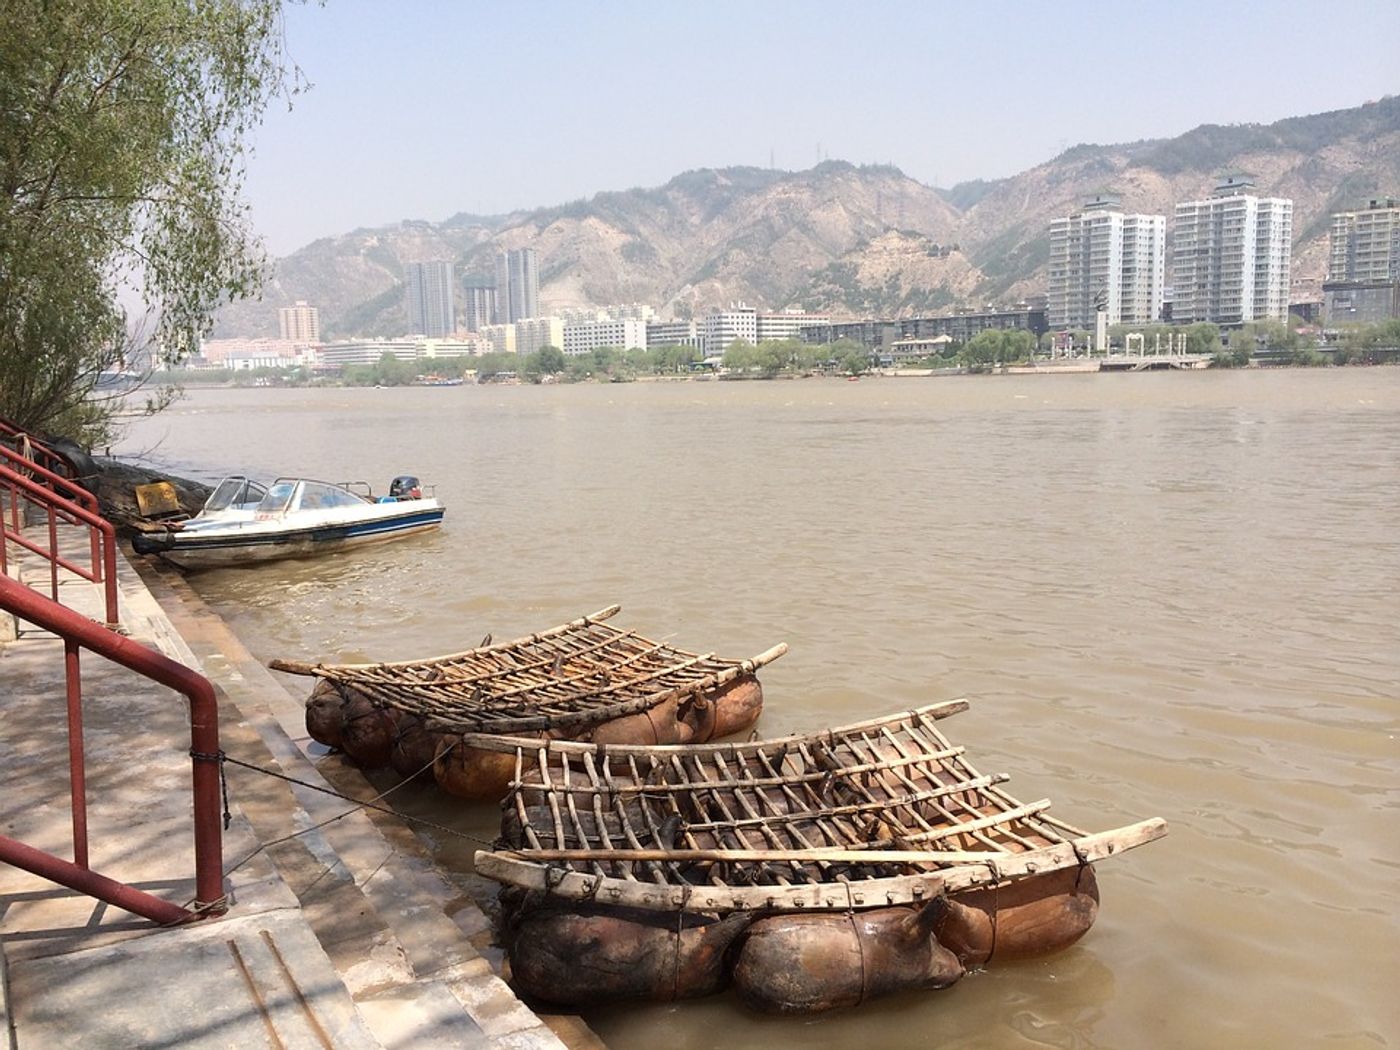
<box><xmin>770</xmin><ymin>146</ymin><xmax>775</xmax><ymax>170</ymax></box>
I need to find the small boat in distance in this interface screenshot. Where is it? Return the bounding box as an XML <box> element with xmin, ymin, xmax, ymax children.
<box><xmin>132</xmin><ymin>474</ymin><xmax>444</xmax><ymax>569</ymax></box>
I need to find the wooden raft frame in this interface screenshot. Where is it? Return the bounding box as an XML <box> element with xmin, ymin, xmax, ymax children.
<box><xmin>269</xmin><ymin>605</ymin><xmax>787</xmax><ymax>734</ymax></box>
<box><xmin>471</xmin><ymin>700</ymin><xmax>1167</xmax><ymax>913</ymax></box>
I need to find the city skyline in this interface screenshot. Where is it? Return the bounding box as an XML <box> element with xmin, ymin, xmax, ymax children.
<box><xmin>241</xmin><ymin>1</ymin><xmax>1400</xmax><ymax>256</ymax></box>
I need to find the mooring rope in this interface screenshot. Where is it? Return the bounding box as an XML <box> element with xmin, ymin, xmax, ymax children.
<box><xmin>176</xmin><ymin>745</ymin><xmax>498</xmax><ymax>916</ymax></box>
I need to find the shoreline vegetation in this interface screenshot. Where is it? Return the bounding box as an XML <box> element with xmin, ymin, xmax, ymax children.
<box><xmin>165</xmin><ymin>317</ymin><xmax>1400</xmax><ymax>389</ymax></box>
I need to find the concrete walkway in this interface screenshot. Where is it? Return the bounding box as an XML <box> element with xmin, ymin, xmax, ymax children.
<box><xmin>0</xmin><ymin>528</ymin><xmax>593</xmax><ymax>1049</ymax></box>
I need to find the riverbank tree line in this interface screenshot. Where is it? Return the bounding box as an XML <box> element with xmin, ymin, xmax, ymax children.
<box><xmin>160</xmin><ymin>316</ymin><xmax>1400</xmax><ymax>389</ymax></box>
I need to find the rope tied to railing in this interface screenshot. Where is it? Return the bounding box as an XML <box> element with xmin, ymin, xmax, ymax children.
<box><xmin>172</xmin><ymin>741</ymin><xmax>502</xmax><ymax>918</ymax></box>
<box><xmin>187</xmin><ymin>741</ymin><xmax>496</xmax><ymax>854</ymax></box>
<box><xmin>189</xmin><ymin>749</ymin><xmax>232</xmax><ymax>830</ymax></box>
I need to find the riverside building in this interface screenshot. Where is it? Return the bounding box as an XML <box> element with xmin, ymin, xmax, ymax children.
<box><xmin>277</xmin><ymin>300</ymin><xmax>321</xmax><ymax>342</ymax></box>
<box><xmin>562</xmin><ymin>318</ymin><xmax>647</xmax><ymax>356</ymax></box>
<box><xmin>320</xmin><ymin>339</ymin><xmax>420</xmax><ymax>368</ymax></box>
<box><xmin>645</xmin><ymin>319</ymin><xmax>702</xmax><ymax>351</ymax></box>
<box><xmin>1172</xmin><ymin>176</ymin><xmax>1293</xmax><ymax>325</ymax></box>
<box><xmin>1047</xmin><ymin>195</ymin><xmax>1165</xmax><ymax>329</ymax></box>
<box><xmin>756</xmin><ymin>309</ymin><xmax>830</xmax><ymax>343</ymax></box>
<box><xmin>897</xmin><ymin>302</ymin><xmax>1049</xmax><ymax>343</ymax></box>
<box><xmin>1324</xmin><ymin>197</ymin><xmax>1400</xmax><ymax>322</ymax></box>
<box><xmin>514</xmin><ymin>316</ymin><xmax>565</xmax><ymax>356</ymax></box>
<box><xmin>701</xmin><ymin>306</ymin><xmax>758</xmax><ymax>357</ymax></box>
<box><xmin>478</xmin><ymin>323</ymin><xmax>517</xmax><ymax>356</ymax></box>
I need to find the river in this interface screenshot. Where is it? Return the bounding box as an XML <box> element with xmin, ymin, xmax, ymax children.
<box><xmin>116</xmin><ymin>369</ymin><xmax>1400</xmax><ymax>1049</ymax></box>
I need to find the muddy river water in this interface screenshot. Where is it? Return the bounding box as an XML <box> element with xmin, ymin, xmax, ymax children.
<box><xmin>117</xmin><ymin>369</ymin><xmax>1400</xmax><ymax>1049</ymax></box>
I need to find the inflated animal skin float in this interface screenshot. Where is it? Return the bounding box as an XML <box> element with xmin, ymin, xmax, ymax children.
<box><xmin>472</xmin><ymin>700</ymin><xmax>1166</xmax><ymax>1014</ymax></box>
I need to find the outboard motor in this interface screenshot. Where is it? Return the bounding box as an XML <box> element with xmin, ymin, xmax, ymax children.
<box><xmin>388</xmin><ymin>475</ymin><xmax>422</xmax><ymax>501</ymax></box>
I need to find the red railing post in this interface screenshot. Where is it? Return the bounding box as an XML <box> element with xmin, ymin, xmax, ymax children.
<box><xmin>89</xmin><ymin>526</ymin><xmax>102</xmax><ymax>582</ymax></box>
<box><xmin>187</xmin><ymin>676</ymin><xmax>225</xmax><ymax>912</ymax></box>
<box><xmin>0</xmin><ymin>430</ymin><xmax>219</xmax><ymax>923</ymax></box>
<box><xmin>48</xmin><ymin>503</ymin><xmax>60</xmax><ymax>601</ymax></box>
<box><xmin>65</xmin><ymin>640</ymin><xmax>90</xmax><ymax>870</ymax></box>
<box><xmin>0</xmin><ymin>571</ymin><xmax>225</xmax><ymax>923</ymax></box>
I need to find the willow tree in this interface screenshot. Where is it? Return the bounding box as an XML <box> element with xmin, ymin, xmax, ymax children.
<box><xmin>0</xmin><ymin>0</ymin><xmax>298</xmax><ymax>441</ymax></box>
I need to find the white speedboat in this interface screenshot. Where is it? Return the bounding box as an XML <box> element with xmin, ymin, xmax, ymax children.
<box><xmin>133</xmin><ymin>475</ymin><xmax>444</xmax><ymax>569</ymax></box>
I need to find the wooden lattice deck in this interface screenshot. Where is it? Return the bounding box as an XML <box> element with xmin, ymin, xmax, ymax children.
<box><xmin>473</xmin><ymin>700</ymin><xmax>1166</xmax><ymax>913</ymax></box>
<box><xmin>270</xmin><ymin>605</ymin><xmax>786</xmax><ymax>734</ymax></box>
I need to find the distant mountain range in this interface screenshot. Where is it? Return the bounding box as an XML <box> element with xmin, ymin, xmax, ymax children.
<box><xmin>217</xmin><ymin>96</ymin><xmax>1400</xmax><ymax>338</ymax></box>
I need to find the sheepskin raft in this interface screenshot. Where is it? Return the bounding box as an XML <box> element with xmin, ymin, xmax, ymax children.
<box><xmin>268</xmin><ymin>605</ymin><xmax>786</xmax><ymax>799</ymax></box>
<box><xmin>471</xmin><ymin>699</ymin><xmax>1167</xmax><ymax>1014</ymax></box>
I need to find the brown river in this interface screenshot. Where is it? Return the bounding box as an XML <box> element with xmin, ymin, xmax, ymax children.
<box><xmin>116</xmin><ymin>370</ymin><xmax>1400</xmax><ymax>1049</ymax></box>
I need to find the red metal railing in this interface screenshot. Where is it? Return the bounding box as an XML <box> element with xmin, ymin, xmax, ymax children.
<box><xmin>0</xmin><ymin>572</ymin><xmax>225</xmax><ymax>924</ymax></box>
<box><xmin>1</xmin><ymin>457</ymin><xmax>119</xmax><ymax>627</ymax></box>
<box><xmin>0</xmin><ymin>416</ymin><xmax>71</xmax><ymax>479</ymax></box>
<box><xmin>0</xmin><ymin>440</ymin><xmax>101</xmax><ymax>515</ymax></box>
<box><xmin>1</xmin><ymin>427</ymin><xmax>224</xmax><ymax>924</ymax></box>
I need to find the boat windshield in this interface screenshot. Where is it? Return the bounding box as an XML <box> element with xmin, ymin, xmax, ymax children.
<box><xmin>255</xmin><ymin>481</ymin><xmax>298</xmax><ymax>518</ymax></box>
<box><xmin>203</xmin><ymin>477</ymin><xmax>267</xmax><ymax>513</ymax></box>
<box><xmin>295</xmin><ymin>481</ymin><xmax>369</xmax><ymax>511</ymax></box>
<box><xmin>255</xmin><ymin>479</ymin><xmax>373</xmax><ymax>519</ymax></box>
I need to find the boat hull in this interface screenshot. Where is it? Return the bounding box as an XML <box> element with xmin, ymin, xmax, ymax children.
<box><xmin>136</xmin><ymin>505</ymin><xmax>444</xmax><ymax>568</ymax></box>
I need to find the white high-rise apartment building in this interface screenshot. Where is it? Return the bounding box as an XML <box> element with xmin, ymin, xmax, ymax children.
<box><xmin>701</xmin><ymin>306</ymin><xmax>757</xmax><ymax>357</ymax></box>
<box><xmin>278</xmin><ymin>300</ymin><xmax>320</xmax><ymax>342</ymax></box>
<box><xmin>1120</xmin><ymin>214</ymin><xmax>1167</xmax><ymax>324</ymax></box>
<box><xmin>1047</xmin><ymin>196</ymin><xmax>1165</xmax><ymax>330</ymax></box>
<box><xmin>1172</xmin><ymin>176</ymin><xmax>1292</xmax><ymax>325</ymax></box>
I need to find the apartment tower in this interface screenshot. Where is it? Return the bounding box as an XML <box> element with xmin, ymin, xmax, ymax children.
<box><xmin>1047</xmin><ymin>195</ymin><xmax>1165</xmax><ymax>330</ymax></box>
<box><xmin>278</xmin><ymin>300</ymin><xmax>321</xmax><ymax>342</ymax></box>
<box><xmin>404</xmin><ymin>261</ymin><xmax>456</xmax><ymax>338</ymax></box>
<box><xmin>1324</xmin><ymin>197</ymin><xmax>1400</xmax><ymax>322</ymax></box>
<box><xmin>1172</xmin><ymin>176</ymin><xmax>1293</xmax><ymax>325</ymax></box>
<box><xmin>494</xmin><ymin>248</ymin><xmax>539</xmax><ymax>324</ymax></box>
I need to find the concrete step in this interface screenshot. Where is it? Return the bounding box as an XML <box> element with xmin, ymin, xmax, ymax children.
<box><xmin>0</xmin><ymin>539</ymin><xmax>384</xmax><ymax>1049</ymax></box>
<box><xmin>1</xmin><ymin>532</ymin><xmax>569</xmax><ymax>1049</ymax></box>
<box><xmin>135</xmin><ymin>558</ymin><xmax>575</xmax><ymax>1050</ymax></box>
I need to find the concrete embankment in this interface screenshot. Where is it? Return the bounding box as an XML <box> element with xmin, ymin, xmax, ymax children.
<box><xmin>0</xmin><ymin>531</ymin><xmax>598</xmax><ymax>1049</ymax></box>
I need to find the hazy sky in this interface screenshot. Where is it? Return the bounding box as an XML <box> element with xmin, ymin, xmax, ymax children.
<box><xmin>244</xmin><ymin>0</ymin><xmax>1400</xmax><ymax>256</ymax></box>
